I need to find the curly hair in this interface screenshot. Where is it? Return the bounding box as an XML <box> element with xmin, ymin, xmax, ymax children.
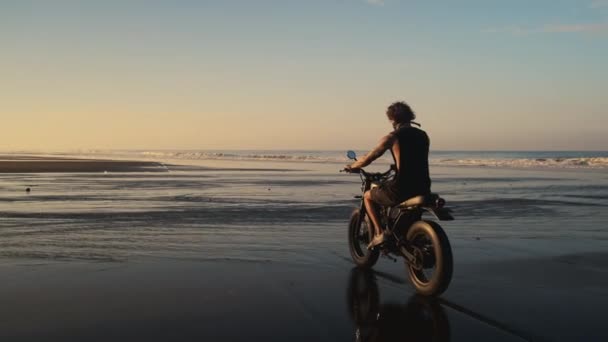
<box><xmin>386</xmin><ymin>101</ymin><xmax>415</xmax><ymax>124</ymax></box>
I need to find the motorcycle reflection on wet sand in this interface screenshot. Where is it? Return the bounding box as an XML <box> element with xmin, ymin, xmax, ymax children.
<box><xmin>347</xmin><ymin>268</ymin><xmax>450</xmax><ymax>342</ymax></box>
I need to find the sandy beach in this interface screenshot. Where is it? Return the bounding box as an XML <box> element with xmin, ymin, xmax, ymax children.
<box><xmin>1</xmin><ymin>153</ymin><xmax>607</xmax><ymax>341</ymax></box>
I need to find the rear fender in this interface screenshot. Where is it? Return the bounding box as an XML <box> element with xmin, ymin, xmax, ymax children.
<box><xmin>423</xmin><ymin>207</ymin><xmax>455</xmax><ymax>221</ymax></box>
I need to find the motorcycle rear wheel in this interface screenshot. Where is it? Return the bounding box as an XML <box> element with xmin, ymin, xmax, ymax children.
<box><xmin>405</xmin><ymin>220</ymin><xmax>453</xmax><ymax>296</ymax></box>
<box><xmin>348</xmin><ymin>210</ymin><xmax>379</xmax><ymax>268</ymax></box>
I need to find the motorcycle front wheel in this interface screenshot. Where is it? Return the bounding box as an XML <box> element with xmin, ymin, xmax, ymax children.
<box><xmin>348</xmin><ymin>209</ymin><xmax>379</xmax><ymax>268</ymax></box>
<box><xmin>405</xmin><ymin>220</ymin><xmax>453</xmax><ymax>296</ymax></box>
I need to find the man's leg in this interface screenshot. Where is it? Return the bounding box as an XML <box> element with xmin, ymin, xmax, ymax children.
<box><xmin>364</xmin><ymin>190</ymin><xmax>382</xmax><ymax>237</ymax></box>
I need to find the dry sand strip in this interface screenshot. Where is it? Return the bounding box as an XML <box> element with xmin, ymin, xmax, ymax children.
<box><xmin>0</xmin><ymin>155</ymin><xmax>92</xmax><ymax>161</ymax></box>
<box><xmin>0</xmin><ymin>156</ymin><xmax>167</xmax><ymax>173</ymax></box>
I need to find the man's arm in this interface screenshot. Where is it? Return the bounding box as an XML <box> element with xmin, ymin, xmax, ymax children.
<box><xmin>348</xmin><ymin>132</ymin><xmax>396</xmax><ymax>169</ymax></box>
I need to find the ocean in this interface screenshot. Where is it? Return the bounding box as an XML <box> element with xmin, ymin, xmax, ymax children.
<box><xmin>0</xmin><ymin>150</ymin><xmax>606</xmax><ymax>263</ymax></box>
<box><xmin>28</xmin><ymin>149</ymin><xmax>608</xmax><ymax>168</ymax></box>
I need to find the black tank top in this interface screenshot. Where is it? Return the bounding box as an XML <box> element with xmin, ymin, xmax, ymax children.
<box><xmin>390</xmin><ymin>126</ymin><xmax>431</xmax><ymax>199</ymax></box>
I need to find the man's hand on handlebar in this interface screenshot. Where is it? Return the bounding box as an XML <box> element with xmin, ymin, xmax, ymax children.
<box><xmin>343</xmin><ymin>164</ymin><xmax>361</xmax><ymax>173</ymax></box>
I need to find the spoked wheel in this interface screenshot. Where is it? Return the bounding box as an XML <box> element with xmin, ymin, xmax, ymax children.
<box><xmin>348</xmin><ymin>210</ymin><xmax>379</xmax><ymax>268</ymax></box>
<box><xmin>405</xmin><ymin>220</ymin><xmax>453</xmax><ymax>296</ymax></box>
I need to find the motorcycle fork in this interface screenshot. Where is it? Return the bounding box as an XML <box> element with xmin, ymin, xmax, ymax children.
<box><xmin>355</xmin><ymin>197</ymin><xmax>372</xmax><ymax>239</ymax></box>
<box><xmin>357</xmin><ymin>180</ymin><xmax>380</xmax><ymax>237</ymax></box>
<box><xmin>355</xmin><ymin>180</ymin><xmax>371</xmax><ymax>227</ymax></box>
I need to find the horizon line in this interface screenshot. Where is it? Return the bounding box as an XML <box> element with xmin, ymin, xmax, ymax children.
<box><xmin>1</xmin><ymin>149</ymin><xmax>607</xmax><ymax>153</ymax></box>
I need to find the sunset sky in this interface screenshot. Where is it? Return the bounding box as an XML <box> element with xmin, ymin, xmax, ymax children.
<box><xmin>2</xmin><ymin>0</ymin><xmax>607</xmax><ymax>151</ymax></box>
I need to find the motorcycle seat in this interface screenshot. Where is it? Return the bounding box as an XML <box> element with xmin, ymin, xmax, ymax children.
<box><xmin>396</xmin><ymin>193</ymin><xmax>439</xmax><ymax>208</ymax></box>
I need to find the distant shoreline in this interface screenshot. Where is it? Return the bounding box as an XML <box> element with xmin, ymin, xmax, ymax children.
<box><xmin>2</xmin><ymin>151</ymin><xmax>607</xmax><ymax>170</ymax></box>
<box><xmin>0</xmin><ymin>155</ymin><xmax>167</xmax><ymax>173</ymax></box>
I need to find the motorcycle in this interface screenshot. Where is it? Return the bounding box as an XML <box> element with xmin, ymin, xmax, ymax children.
<box><xmin>342</xmin><ymin>150</ymin><xmax>453</xmax><ymax>296</ymax></box>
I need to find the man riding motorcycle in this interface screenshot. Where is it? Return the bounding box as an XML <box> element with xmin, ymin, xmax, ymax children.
<box><xmin>345</xmin><ymin>101</ymin><xmax>431</xmax><ymax>249</ymax></box>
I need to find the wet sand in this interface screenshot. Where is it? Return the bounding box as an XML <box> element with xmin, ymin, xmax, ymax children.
<box><xmin>0</xmin><ymin>155</ymin><xmax>167</xmax><ymax>173</ymax></box>
<box><xmin>1</xmin><ymin>248</ymin><xmax>607</xmax><ymax>341</ymax></box>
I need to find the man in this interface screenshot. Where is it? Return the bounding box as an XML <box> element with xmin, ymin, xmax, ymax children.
<box><xmin>345</xmin><ymin>101</ymin><xmax>431</xmax><ymax>248</ymax></box>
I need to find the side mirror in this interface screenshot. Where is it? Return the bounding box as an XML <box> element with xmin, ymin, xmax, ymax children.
<box><xmin>346</xmin><ymin>150</ymin><xmax>357</xmax><ymax>161</ymax></box>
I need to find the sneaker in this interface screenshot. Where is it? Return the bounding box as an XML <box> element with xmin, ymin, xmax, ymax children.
<box><xmin>367</xmin><ymin>233</ymin><xmax>386</xmax><ymax>249</ymax></box>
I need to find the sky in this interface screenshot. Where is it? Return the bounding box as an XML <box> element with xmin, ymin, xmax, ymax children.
<box><xmin>1</xmin><ymin>0</ymin><xmax>607</xmax><ymax>151</ymax></box>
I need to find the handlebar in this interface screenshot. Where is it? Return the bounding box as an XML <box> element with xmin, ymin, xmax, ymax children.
<box><xmin>341</xmin><ymin>167</ymin><xmax>362</xmax><ymax>174</ymax></box>
<box><xmin>341</xmin><ymin>165</ymin><xmax>395</xmax><ymax>179</ymax></box>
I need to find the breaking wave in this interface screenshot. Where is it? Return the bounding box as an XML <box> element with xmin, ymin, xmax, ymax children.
<box><xmin>140</xmin><ymin>151</ymin><xmax>332</xmax><ymax>162</ymax></box>
<box><xmin>133</xmin><ymin>152</ymin><xmax>608</xmax><ymax>169</ymax></box>
<box><xmin>434</xmin><ymin>157</ymin><xmax>608</xmax><ymax>169</ymax></box>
